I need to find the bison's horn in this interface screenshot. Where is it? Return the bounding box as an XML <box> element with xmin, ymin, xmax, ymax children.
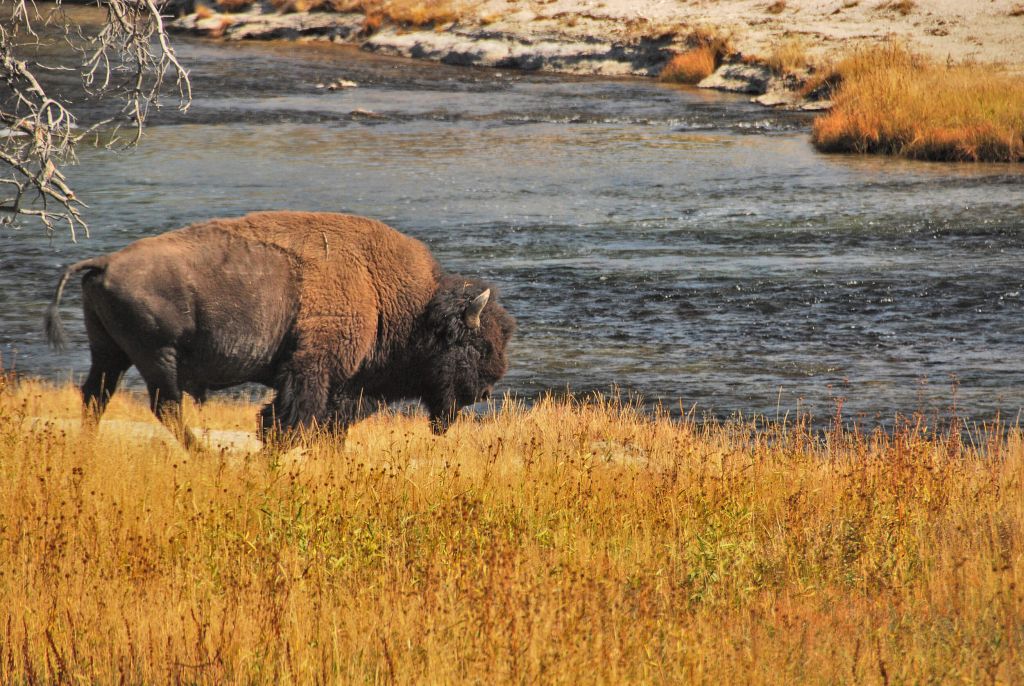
<box><xmin>464</xmin><ymin>289</ymin><xmax>490</xmax><ymax>329</ymax></box>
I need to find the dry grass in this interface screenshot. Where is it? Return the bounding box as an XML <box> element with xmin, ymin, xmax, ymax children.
<box><xmin>267</xmin><ymin>0</ymin><xmax>470</xmax><ymax>25</ymax></box>
<box><xmin>3</xmin><ymin>376</ymin><xmax>1024</xmax><ymax>683</ymax></box>
<box><xmin>659</xmin><ymin>46</ymin><xmax>717</xmax><ymax>84</ymax></box>
<box><xmin>376</xmin><ymin>0</ymin><xmax>466</xmax><ymax>26</ymax></box>
<box><xmin>879</xmin><ymin>0</ymin><xmax>915</xmax><ymax>16</ymax></box>
<box><xmin>766</xmin><ymin>37</ymin><xmax>808</xmax><ymax>74</ymax></box>
<box><xmin>660</xmin><ymin>29</ymin><xmax>731</xmax><ymax>84</ymax></box>
<box><xmin>812</xmin><ymin>44</ymin><xmax>1024</xmax><ymax>162</ymax></box>
<box><xmin>688</xmin><ymin>26</ymin><xmax>732</xmax><ymax>57</ymax></box>
<box><xmin>193</xmin><ymin>3</ymin><xmax>215</xmax><ymax>19</ymax></box>
<box><xmin>214</xmin><ymin>0</ymin><xmax>256</xmax><ymax>12</ymax></box>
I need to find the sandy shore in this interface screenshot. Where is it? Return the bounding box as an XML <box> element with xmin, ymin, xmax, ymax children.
<box><xmin>471</xmin><ymin>0</ymin><xmax>1024</xmax><ymax>69</ymax></box>
<box><xmin>27</xmin><ymin>416</ymin><xmax>265</xmax><ymax>454</ymax></box>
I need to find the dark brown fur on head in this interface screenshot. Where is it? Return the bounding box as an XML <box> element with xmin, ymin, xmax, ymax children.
<box><xmin>414</xmin><ymin>275</ymin><xmax>515</xmax><ymax>432</ymax></box>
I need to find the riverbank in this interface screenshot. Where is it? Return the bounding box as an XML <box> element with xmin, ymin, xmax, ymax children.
<box><xmin>3</xmin><ymin>378</ymin><xmax>1023</xmax><ymax>682</ymax></box>
<box><xmin>172</xmin><ymin>1</ymin><xmax>1024</xmax><ymax>107</ymax></box>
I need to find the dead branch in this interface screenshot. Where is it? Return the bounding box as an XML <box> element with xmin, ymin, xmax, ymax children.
<box><xmin>0</xmin><ymin>0</ymin><xmax>192</xmax><ymax>239</ymax></box>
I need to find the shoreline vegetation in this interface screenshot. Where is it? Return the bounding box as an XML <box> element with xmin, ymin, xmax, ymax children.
<box><xmin>3</xmin><ymin>377</ymin><xmax>1024</xmax><ymax>681</ymax></box>
<box><xmin>811</xmin><ymin>45</ymin><xmax>1024</xmax><ymax>162</ymax></box>
<box><xmin>167</xmin><ymin>0</ymin><xmax>1024</xmax><ymax>163</ymax></box>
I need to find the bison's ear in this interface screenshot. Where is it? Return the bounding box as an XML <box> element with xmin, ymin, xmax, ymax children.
<box><xmin>464</xmin><ymin>289</ymin><xmax>490</xmax><ymax>329</ymax></box>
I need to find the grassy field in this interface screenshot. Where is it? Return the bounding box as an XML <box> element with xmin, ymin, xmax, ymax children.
<box><xmin>2</xmin><ymin>377</ymin><xmax>1023</xmax><ymax>683</ymax></box>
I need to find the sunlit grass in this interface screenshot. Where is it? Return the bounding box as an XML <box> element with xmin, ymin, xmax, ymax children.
<box><xmin>812</xmin><ymin>44</ymin><xmax>1024</xmax><ymax>162</ymax></box>
<box><xmin>766</xmin><ymin>37</ymin><xmax>808</xmax><ymax>75</ymax></box>
<box><xmin>6</xmin><ymin>376</ymin><xmax>259</xmax><ymax>431</ymax></box>
<box><xmin>2</xmin><ymin>377</ymin><xmax>1024</xmax><ymax>682</ymax></box>
<box><xmin>264</xmin><ymin>0</ymin><xmax>473</xmax><ymax>26</ymax></box>
<box><xmin>660</xmin><ymin>29</ymin><xmax>733</xmax><ymax>85</ymax></box>
<box><xmin>659</xmin><ymin>46</ymin><xmax>717</xmax><ymax>84</ymax></box>
<box><xmin>211</xmin><ymin>0</ymin><xmax>256</xmax><ymax>12</ymax></box>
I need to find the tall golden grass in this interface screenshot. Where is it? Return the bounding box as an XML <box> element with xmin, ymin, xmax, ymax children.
<box><xmin>212</xmin><ymin>0</ymin><xmax>256</xmax><ymax>12</ymax></box>
<box><xmin>267</xmin><ymin>0</ymin><xmax>470</xmax><ymax>26</ymax></box>
<box><xmin>2</xmin><ymin>376</ymin><xmax>1024</xmax><ymax>683</ymax></box>
<box><xmin>659</xmin><ymin>47</ymin><xmax>717</xmax><ymax>84</ymax></box>
<box><xmin>659</xmin><ymin>31</ymin><xmax>731</xmax><ymax>85</ymax></box>
<box><xmin>812</xmin><ymin>44</ymin><xmax>1024</xmax><ymax>162</ymax></box>
<box><xmin>766</xmin><ymin>37</ymin><xmax>808</xmax><ymax>75</ymax></box>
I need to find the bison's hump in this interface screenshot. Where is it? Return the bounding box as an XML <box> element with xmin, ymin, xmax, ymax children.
<box><xmin>184</xmin><ymin>211</ymin><xmax>443</xmax><ymax>361</ymax></box>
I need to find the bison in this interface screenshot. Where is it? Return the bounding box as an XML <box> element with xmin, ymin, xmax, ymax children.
<box><xmin>44</xmin><ymin>211</ymin><xmax>515</xmax><ymax>448</ymax></box>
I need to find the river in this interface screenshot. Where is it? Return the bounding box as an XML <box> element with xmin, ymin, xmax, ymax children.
<box><xmin>4</xmin><ymin>27</ymin><xmax>1024</xmax><ymax>424</ymax></box>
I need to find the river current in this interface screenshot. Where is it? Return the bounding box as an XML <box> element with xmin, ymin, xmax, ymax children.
<box><xmin>4</xmin><ymin>31</ymin><xmax>1024</xmax><ymax>424</ymax></box>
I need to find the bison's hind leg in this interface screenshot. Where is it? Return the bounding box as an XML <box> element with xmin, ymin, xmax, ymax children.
<box><xmin>81</xmin><ymin>307</ymin><xmax>132</xmax><ymax>429</ymax></box>
<box><xmin>137</xmin><ymin>350</ymin><xmax>205</xmax><ymax>452</ymax></box>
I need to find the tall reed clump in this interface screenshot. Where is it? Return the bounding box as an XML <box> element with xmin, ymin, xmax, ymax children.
<box><xmin>2</xmin><ymin>378</ymin><xmax>1024</xmax><ymax>683</ymax></box>
<box><xmin>812</xmin><ymin>44</ymin><xmax>1024</xmax><ymax>162</ymax></box>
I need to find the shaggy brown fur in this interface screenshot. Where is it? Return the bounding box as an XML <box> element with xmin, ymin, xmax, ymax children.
<box><xmin>45</xmin><ymin>211</ymin><xmax>515</xmax><ymax>447</ymax></box>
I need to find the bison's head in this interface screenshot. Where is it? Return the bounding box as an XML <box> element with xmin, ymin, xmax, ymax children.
<box><xmin>420</xmin><ymin>276</ymin><xmax>515</xmax><ymax>433</ymax></box>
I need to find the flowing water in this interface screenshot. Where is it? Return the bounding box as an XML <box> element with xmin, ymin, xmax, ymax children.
<box><xmin>4</xmin><ymin>26</ymin><xmax>1024</xmax><ymax>424</ymax></box>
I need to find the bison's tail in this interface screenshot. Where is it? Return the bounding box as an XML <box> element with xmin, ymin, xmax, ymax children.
<box><xmin>45</xmin><ymin>257</ymin><xmax>108</xmax><ymax>352</ymax></box>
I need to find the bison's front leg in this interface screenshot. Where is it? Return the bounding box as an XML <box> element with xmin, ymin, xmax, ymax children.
<box><xmin>263</xmin><ymin>316</ymin><xmax>375</xmax><ymax>444</ymax></box>
<box><xmin>260</xmin><ymin>363</ymin><xmax>333</xmax><ymax>445</ymax></box>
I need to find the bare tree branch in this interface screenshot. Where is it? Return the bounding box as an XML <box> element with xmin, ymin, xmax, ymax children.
<box><xmin>0</xmin><ymin>0</ymin><xmax>192</xmax><ymax>239</ymax></box>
